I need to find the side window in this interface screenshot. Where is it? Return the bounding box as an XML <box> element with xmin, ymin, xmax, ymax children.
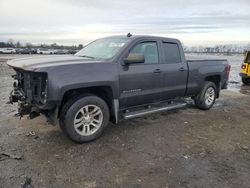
<box><xmin>163</xmin><ymin>42</ymin><xmax>181</xmax><ymax>64</ymax></box>
<box><xmin>129</xmin><ymin>42</ymin><xmax>159</xmax><ymax>64</ymax></box>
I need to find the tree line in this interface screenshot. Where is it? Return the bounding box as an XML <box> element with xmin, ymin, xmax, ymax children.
<box><xmin>184</xmin><ymin>43</ymin><xmax>250</xmax><ymax>54</ymax></box>
<box><xmin>0</xmin><ymin>39</ymin><xmax>83</xmax><ymax>50</ymax></box>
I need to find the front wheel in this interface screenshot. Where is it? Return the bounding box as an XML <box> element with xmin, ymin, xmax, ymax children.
<box><xmin>194</xmin><ymin>81</ymin><xmax>217</xmax><ymax>110</ymax></box>
<box><xmin>242</xmin><ymin>77</ymin><xmax>250</xmax><ymax>85</ymax></box>
<box><xmin>59</xmin><ymin>95</ymin><xmax>110</xmax><ymax>143</ymax></box>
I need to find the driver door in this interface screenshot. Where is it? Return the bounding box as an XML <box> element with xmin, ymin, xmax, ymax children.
<box><xmin>119</xmin><ymin>41</ymin><xmax>164</xmax><ymax>109</ymax></box>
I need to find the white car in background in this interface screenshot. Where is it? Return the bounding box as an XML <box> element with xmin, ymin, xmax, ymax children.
<box><xmin>37</xmin><ymin>48</ymin><xmax>55</xmax><ymax>54</ymax></box>
<box><xmin>0</xmin><ymin>48</ymin><xmax>16</xmax><ymax>54</ymax></box>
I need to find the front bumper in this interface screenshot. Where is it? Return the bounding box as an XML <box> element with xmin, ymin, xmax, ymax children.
<box><xmin>9</xmin><ymin>86</ymin><xmax>59</xmax><ymax>125</ymax></box>
<box><xmin>9</xmin><ymin>87</ymin><xmax>32</xmax><ymax>116</ymax></box>
<box><xmin>9</xmin><ymin>89</ymin><xmax>58</xmax><ymax>124</ymax></box>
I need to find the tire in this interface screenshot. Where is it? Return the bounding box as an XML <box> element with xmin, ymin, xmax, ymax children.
<box><xmin>59</xmin><ymin>94</ymin><xmax>110</xmax><ymax>143</ymax></box>
<box><xmin>194</xmin><ymin>81</ymin><xmax>217</xmax><ymax>110</ymax></box>
<box><xmin>242</xmin><ymin>77</ymin><xmax>250</xmax><ymax>85</ymax></box>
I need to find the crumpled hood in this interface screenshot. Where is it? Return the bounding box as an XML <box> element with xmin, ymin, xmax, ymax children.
<box><xmin>7</xmin><ymin>55</ymin><xmax>102</xmax><ymax>71</ymax></box>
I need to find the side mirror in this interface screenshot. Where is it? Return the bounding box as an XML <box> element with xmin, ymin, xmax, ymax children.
<box><xmin>124</xmin><ymin>53</ymin><xmax>145</xmax><ymax>65</ymax></box>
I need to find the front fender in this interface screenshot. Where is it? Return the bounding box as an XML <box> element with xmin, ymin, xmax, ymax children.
<box><xmin>57</xmin><ymin>82</ymin><xmax>118</xmax><ymax>101</ymax></box>
<box><xmin>40</xmin><ymin>63</ymin><xmax>119</xmax><ymax>103</ymax></box>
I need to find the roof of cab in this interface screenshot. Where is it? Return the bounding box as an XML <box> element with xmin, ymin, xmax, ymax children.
<box><xmin>103</xmin><ymin>34</ymin><xmax>181</xmax><ymax>43</ymax></box>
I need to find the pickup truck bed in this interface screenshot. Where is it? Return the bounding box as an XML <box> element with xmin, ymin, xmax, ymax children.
<box><xmin>186</xmin><ymin>59</ymin><xmax>229</xmax><ymax>95</ymax></box>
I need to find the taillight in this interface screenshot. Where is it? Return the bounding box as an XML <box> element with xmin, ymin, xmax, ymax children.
<box><xmin>226</xmin><ymin>64</ymin><xmax>231</xmax><ymax>79</ymax></box>
<box><xmin>241</xmin><ymin>64</ymin><xmax>246</xmax><ymax>69</ymax></box>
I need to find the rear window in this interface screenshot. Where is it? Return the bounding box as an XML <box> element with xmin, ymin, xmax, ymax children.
<box><xmin>162</xmin><ymin>42</ymin><xmax>181</xmax><ymax>64</ymax></box>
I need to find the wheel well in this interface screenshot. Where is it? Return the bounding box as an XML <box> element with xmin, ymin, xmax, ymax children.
<box><xmin>58</xmin><ymin>86</ymin><xmax>114</xmax><ymax>120</ymax></box>
<box><xmin>205</xmin><ymin>75</ymin><xmax>221</xmax><ymax>97</ymax></box>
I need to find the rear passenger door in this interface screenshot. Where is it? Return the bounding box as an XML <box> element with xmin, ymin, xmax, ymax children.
<box><xmin>160</xmin><ymin>42</ymin><xmax>188</xmax><ymax>100</ymax></box>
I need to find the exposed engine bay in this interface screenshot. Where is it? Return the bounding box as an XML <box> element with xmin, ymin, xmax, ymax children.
<box><xmin>9</xmin><ymin>69</ymin><xmax>48</xmax><ymax>117</ymax></box>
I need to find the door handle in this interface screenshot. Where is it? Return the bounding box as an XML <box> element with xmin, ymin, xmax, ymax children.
<box><xmin>179</xmin><ymin>67</ymin><xmax>185</xmax><ymax>71</ymax></box>
<box><xmin>154</xmin><ymin>69</ymin><xmax>162</xmax><ymax>73</ymax></box>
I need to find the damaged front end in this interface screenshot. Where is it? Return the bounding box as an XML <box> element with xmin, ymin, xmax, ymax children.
<box><xmin>9</xmin><ymin>69</ymin><xmax>48</xmax><ymax>119</ymax></box>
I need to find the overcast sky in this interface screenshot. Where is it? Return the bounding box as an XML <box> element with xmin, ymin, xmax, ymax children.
<box><xmin>0</xmin><ymin>0</ymin><xmax>250</xmax><ymax>46</ymax></box>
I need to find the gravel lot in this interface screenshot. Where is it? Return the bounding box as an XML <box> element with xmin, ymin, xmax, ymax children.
<box><xmin>0</xmin><ymin>54</ymin><xmax>250</xmax><ymax>188</ymax></box>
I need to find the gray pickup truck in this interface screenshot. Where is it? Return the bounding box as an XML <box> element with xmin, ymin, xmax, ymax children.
<box><xmin>7</xmin><ymin>34</ymin><xmax>230</xmax><ymax>143</ymax></box>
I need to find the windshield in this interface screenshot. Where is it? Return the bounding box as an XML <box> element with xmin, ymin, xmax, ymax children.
<box><xmin>75</xmin><ymin>37</ymin><xmax>130</xmax><ymax>59</ymax></box>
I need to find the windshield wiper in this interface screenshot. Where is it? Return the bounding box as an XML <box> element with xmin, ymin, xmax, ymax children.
<box><xmin>79</xmin><ymin>55</ymin><xmax>95</xmax><ymax>59</ymax></box>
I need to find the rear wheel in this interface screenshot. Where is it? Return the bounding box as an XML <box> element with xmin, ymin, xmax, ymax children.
<box><xmin>242</xmin><ymin>77</ymin><xmax>250</xmax><ymax>85</ymax></box>
<box><xmin>59</xmin><ymin>94</ymin><xmax>110</xmax><ymax>143</ymax></box>
<box><xmin>194</xmin><ymin>81</ymin><xmax>217</xmax><ymax>110</ymax></box>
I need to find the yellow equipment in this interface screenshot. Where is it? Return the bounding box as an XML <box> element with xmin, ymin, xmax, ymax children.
<box><xmin>240</xmin><ymin>51</ymin><xmax>250</xmax><ymax>85</ymax></box>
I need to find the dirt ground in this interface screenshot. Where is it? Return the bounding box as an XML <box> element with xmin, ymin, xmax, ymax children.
<box><xmin>0</xmin><ymin>54</ymin><xmax>250</xmax><ymax>188</ymax></box>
